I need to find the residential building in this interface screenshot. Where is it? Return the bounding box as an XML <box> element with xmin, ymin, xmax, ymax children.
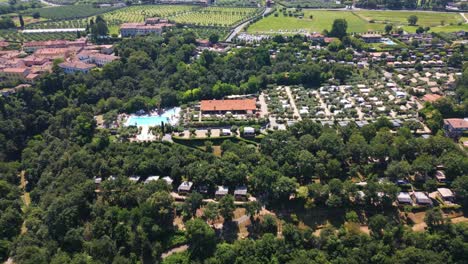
<box><xmin>23</xmin><ymin>38</ymin><xmax>87</xmax><ymax>53</ymax></box>
<box><xmin>443</xmin><ymin>118</ymin><xmax>468</xmax><ymax>138</ymax></box>
<box><xmin>78</xmin><ymin>51</ymin><xmax>119</xmax><ymax>66</ymax></box>
<box><xmin>361</xmin><ymin>33</ymin><xmax>382</xmax><ymax>43</ymax></box>
<box><xmin>120</xmin><ymin>18</ymin><xmax>174</xmax><ymax>37</ymax></box>
<box><xmin>58</xmin><ymin>61</ymin><xmax>96</xmax><ymax>74</ymax></box>
<box><xmin>0</xmin><ymin>67</ymin><xmax>30</xmax><ymax>83</ymax></box>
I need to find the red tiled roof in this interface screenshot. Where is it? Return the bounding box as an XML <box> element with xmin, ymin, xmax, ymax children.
<box><xmin>422</xmin><ymin>94</ymin><xmax>442</xmax><ymax>102</ymax></box>
<box><xmin>3</xmin><ymin>67</ymin><xmax>28</xmax><ymax>73</ymax></box>
<box><xmin>59</xmin><ymin>61</ymin><xmax>96</xmax><ymax>70</ymax></box>
<box><xmin>200</xmin><ymin>99</ymin><xmax>257</xmax><ymax>112</ymax></box>
<box><xmin>444</xmin><ymin>118</ymin><xmax>468</xmax><ymax>129</ymax></box>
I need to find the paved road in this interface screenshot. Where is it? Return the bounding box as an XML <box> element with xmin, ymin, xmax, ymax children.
<box><xmin>226</xmin><ymin>7</ymin><xmax>273</xmax><ymax>42</ymax></box>
<box><xmin>39</xmin><ymin>0</ymin><xmax>61</xmax><ymax>6</ymax></box>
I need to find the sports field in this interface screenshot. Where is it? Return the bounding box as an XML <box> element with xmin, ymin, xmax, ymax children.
<box><xmin>248</xmin><ymin>10</ymin><xmax>467</xmax><ymax>34</ymax></box>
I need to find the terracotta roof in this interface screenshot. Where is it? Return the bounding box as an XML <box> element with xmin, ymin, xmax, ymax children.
<box><xmin>422</xmin><ymin>94</ymin><xmax>442</xmax><ymax>102</ymax></box>
<box><xmin>200</xmin><ymin>99</ymin><xmax>256</xmax><ymax>112</ymax></box>
<box><xmin>59</xmin><ymin>61</ymin><xmax>96</xmax><ymax>70</ymax></box>
<box><xmin>444</xmin><ymin>118</ymin><xmax>468</xmax><ymax>129</ymax></box>
<box><xmin>3</xmin><ymin>67</ymin><xmax>28</xmax><ymax>74</ymax></box>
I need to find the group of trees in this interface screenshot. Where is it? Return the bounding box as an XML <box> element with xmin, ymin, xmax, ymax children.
<box><xmin>0</xmin><ymin>29</ymin><xmax>466</xmax><ymax>263</ymax></box>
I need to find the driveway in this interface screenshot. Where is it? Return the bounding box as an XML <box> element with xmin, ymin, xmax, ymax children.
<box><xmin>226</xmin><ymin>7</ymin><xmax>273</xmax><ymax>42</ymax></box>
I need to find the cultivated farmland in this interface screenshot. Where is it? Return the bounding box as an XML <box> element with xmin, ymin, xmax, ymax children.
<box><xmin>26</xmin><ymin>5</ymin><xmax>119</xmax><ymax>20</ymax></box>
<box><xmin>170</xmin><ymin>7</ymin><xmax>260</xmax><ymax>26</ymax></box>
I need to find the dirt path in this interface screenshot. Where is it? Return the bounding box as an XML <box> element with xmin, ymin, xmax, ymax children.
<box><xmin>161</xmin><ymin>245</ymin><xmax>188</xmax><ymax>259</ymax></box>
<box><xmin>284</xmin><ymin>86</ymin><xmax>302</xmax><ymax>121</ymax></box>
<box><xmin>19</xmin><ymin>171</ymin><xmax>30</xmax><ymax>235</ymax></box>
<box><xmin>460</xmin><ymin>13</ymin><xmax>468</xmax><ymax>23</ymax></box>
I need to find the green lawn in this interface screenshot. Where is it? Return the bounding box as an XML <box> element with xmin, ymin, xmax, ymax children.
<box><xmin>354</xmin><ymin>10</ymin><xmax>464</xmax><ymax>27</ymax></box>
<box><xmin>248</xmin><ymin>10</ymin><xmax>467</xmax><ymax>35</ymax></box>
<box><xmin>248</xmin><ymin>10</ymin><xmax>385</xmax><ymax>34</ymax></box>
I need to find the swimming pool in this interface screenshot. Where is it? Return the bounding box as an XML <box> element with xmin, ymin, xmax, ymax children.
<box><xmin>381</xmin><ymin>38</ymin><xmax>396</xmax><ymax>45</ymax></box>
<box><xmin>124</xmin><ymin>107</ymin><xmax>181</xmax><ymax>127</ymax></box>
<box><xmin>125</xmin><ymin>116</ymin><xmax>169</xmax><ymax>127</ymax></box>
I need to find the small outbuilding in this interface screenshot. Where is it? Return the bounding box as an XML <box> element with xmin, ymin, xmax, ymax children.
<box><xmin>243</xmin><ymin>127</ymin><xmax>255</xmax><ymax>137</ymax></box>
<box><xmin>413</xmin><ymin>192</ymin><xmax>433</xmax><ymax>206</ymax></box>
<box><xmin>162</xmin><ymin>176</ymin><xmax>173</xmax><ymax>186</ymax></box>
<box><xmin>435</xmin><ymin>170</ymin><xmax>446</xmax><ymax>183</ymax></box>
<box><xmin>144</xmin><ymin>176</ymin><xmax>159</xmax><ymax>184</ymax></box>
<box><xmin>397</xmin><ymin>192</ymin><xmax>412</xmax><ymax>204</ymax></box>
<box><xmin>215</xmin><ymin>186</ymin><xmax>229</xmax><ymax>199</ymax></box>
<box><xmin>178</xmin><ymin>181</ymin><xmax>193</xmax><ymax>195</ymax></box>
<box><xmin>437</xmin><ymin>188</ymin><xmax>455</xmax><ymax>202</ymax></box>
<box><xmin>234</xmin><ymin>186</ymin><xmax>248</xmax><ymax>200</ymax></box>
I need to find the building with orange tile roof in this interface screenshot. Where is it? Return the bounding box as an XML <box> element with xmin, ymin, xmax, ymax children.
<box><xmin>443</xmin><ymin>118</ymin><xmax>468</xmax><ymax>138</ymax></box>
<box><xmin>200</xmin><ymin>99</ymin><xmax>257</xmax><ymax>114</ymax></box>
<box><xmin>422</xmin><ymin>94</ymin><xmax>442</xmax><ymax>103</ymax></box>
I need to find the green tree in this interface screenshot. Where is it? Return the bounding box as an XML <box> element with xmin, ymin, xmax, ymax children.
<box><xmin>186</xmin><ymin>219</ymin><xmax>216</xmax><ymax>260</ymax></box>
<box><xmin>408</xmin><ymin>15</ymin><xmax>418</xmax><ymax>26</ymax></box>
<box><xmin>369</xmin><ymin>214</ymin><xmax>387</xmax><ymax>237</ymax></box>
<box><xmin>18</xmin><ymin>14</ymin><xmax>24</xmax><ymax>28</ymax></box>
<box><xmin>424</xmin><ymin>208</ymin><xmax>445</xmax><ymax>229</ymax></box>
<box><xmin>218</xmin><ymin>194</ymin><xmax>235</xmax><ymax>221</ymax></box>
<box><xmin>329</xmin><ymin>19</ymin><xmax>348</xmax><ymax>39</ymax></box>
<box><xmin>385</xmin><ymin>24</ymin><xmax>393</xmax><ymax>34</ymax></box>
<box><xmin>183</xmin><ymin>192</ymin><xmax>203</xmax><ymax>217</ymax></box>
<box><xmin>209</xmin><ymin>33</ymin><xmax>219</xmax><ymax>44</ymax></box>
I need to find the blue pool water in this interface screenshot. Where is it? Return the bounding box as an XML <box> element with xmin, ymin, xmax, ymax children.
<box><xmin>382</xmin><ymin>38</ymin><xmax>396</xmax><ymax>45</ymax></box>
<box><xmin>126</xmin><ymin>116</ymin><xmax>169</xmax><ymax>126</ymax></box>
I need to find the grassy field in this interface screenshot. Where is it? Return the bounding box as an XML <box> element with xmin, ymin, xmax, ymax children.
<box><xmin>248</xmin><ymin>10</ymin><xmax>467</xmax><ymax>34</ymax></box>
<box><xmin>355</xmin><ymin>10</ymin><xmax>465</xmax><ymax>27</ymax></box>
<box><xmin>248</xmin><ymin>10</ymin><xmax>385</xmax><ymax>34</ymax></box>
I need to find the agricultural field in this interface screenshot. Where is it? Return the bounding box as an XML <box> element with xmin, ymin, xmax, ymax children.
<box><xmin>26</xmin><ymin>5</ymin><xmax>119</xmax><ymax>20</ymax></box>
<box><xmin>170</xmin><ymin>7</ymin><xmax>260</xmax><ymax>26</ymax></box>
<box><xmin>248</xmin><ymin>10</ymin><xmax>385</xmax><ymax>34</ymax></box>
<box><xmin>23</xmin><ymin>5</ymin><xmax>259</xmax><ymax>30</ymax></box>
<box><xmin>0</xmin><ymin>29</ymin><xmax>77</xmax><ymax>42</ymax></box>
<box><xmin>102</xmin><ymin>5</ymin><xmax>198</xmax><ymax>24</ymax></box>
<box><xmin>214</xmin><ymin>0</ymin><xmax>260</xmax><ymax>7</ymax></box>
<box><xmin>278</xmin><ymin>0</ymin><xmax>345</xmax><ymax>8</ymax></box>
